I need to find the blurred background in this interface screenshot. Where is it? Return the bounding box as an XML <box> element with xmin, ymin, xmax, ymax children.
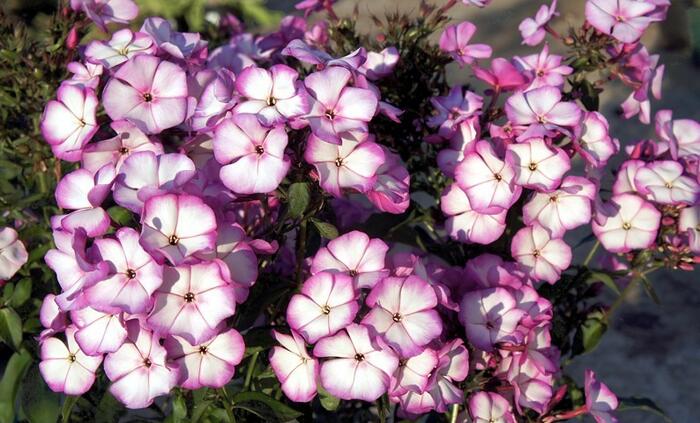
<box><xmin>2</xmin><ymin>0</ymin><xmax>699</xmax><ymax>421</ymax></box>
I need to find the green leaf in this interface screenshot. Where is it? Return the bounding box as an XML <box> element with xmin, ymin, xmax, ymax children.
<box><xmin>107</xmin><ymin>205</ymin><xmax>133</xmax><ymax>227</ymax></box>
<box><xmin>190</xmin><ymin>400</ymin><xmax>213</xmax><ymax>423</ymax></box>
<box><xmin>639</xmin><ymin>274</ymin><xmax>661</xmax><ymax>305</ymax></box>
<box><xmin>618</xmin><ymin>397</ymin><xmax>672</xmax><ymax>422</ymax></box>
<box><xmin>9</xmin><ymin>278</ymin><xmax>31</xmax><ymax>308</ymax></box>
<box><xmin>310</xmin><ymin>219</ymin><xmax>339</xmax><ymax>240</ymax></box>
<box><xmin>19</xmin><ymin>365</ymin><xmax>61</xmax><ymax>423</ymax></box>
<box><xmin>0</xmin><ymin>349</ymin><xmax>32</xmax><ymax>423</ymax></box>
<box><xmin>231</xmin><ymin>391</ymin><xmax>302</xmax><ymax>422</ymax></box>
<box><xmin>0</xmin><ymin>307</ymin><xmax>23</xmax><ymax>349</ymax></box>
<box><xmin>586</xmin><ymin>271</ymin><xmax>620</xmax><ymax>295</ymax></box>
<box><xmin>288</xmin><ymin>182</ymin><xmax>310</xmax><ymax>218</ymax></box>
<box><xmin>94</xmin><ymin>392</ymin><xmax>124</xmax><ymax>423</ymax></box>
<box><xmin>318</xmin><ymin>385</ymin><xmax>340</xmax><ymax>411</ymax></box>
<box><xmin>573</xmin><ymin>310</ymin><xmax>607</xmax><ymax>355</ymax></box>
<box><xmin>165</xmin><ymin>392</ymin><xmax>188</xmax><ymax>423</ymax></box>
<box><xmin>61</xmin><ymin>396</ymin><xmax>79</xmax><ymax>423</ymax></box>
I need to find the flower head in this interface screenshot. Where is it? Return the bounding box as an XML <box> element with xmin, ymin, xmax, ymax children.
<box><xmin>41</xmin><ymin>84</ymin><xmax>98</xmax><ymax>162</ymax></box>
<box><xmin>439</xmin><ymin>21</ymin><xmax>492</xmax><ymax>66</ymax></box>
<box><xmin>270</xmin><ymin>330</ymin><xmax>319</xmax><ymax>402</ymax></box>
<box><xmin>511</xmin><ymin>224</ymin><xmax>572</xmax><ymax>284</ymax></box>
<box><xmin>592</xmin><ymin>193</ymin><xmax>661</xmax><ymax>253</ymax></box>
<box><xmin>40</xmin><ymin>325</ymin><xmax>103</xmax><ymax>395</ymax></box>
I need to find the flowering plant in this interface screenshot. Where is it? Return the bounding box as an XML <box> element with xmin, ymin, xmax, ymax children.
<box><xmin>0</xmin><ymin>0</ymin><xmax>696</xmax><ymax>421</ymax></box>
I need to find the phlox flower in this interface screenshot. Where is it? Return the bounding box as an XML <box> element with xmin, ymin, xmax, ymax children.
<box><xmin>585</xmin><ymin>0</ymin><xmax>655</xmax><ymax>43</ymax></box>
<box><xmin>65</xmin><ymin>61</ymin><xmax>103</xmax><ymax>90</ymax></box>
<box><xmin>679</xmin><ymin>206</ymin><xmax>700</xmax><ymax>254</ymax></box>
<box><xmin>585</xmin><ymin>370</ymin><xmax>619</xmax><ymax>423</ymax></box>
<box><xmin>141</xmin><ymin>17</ymin><xmax>207</xmax><ymax>61</ymax></box>
<box><xmin>505</xmin><ymin>357</ymin><xmax>553</xmax><ymax>414</ymax></box>
<box><xmin>468</xmin><ymin>391</ymin><xmax>516</xmax><ymax>423</ymax></box>
<box><xmin>295</xmin><ymin>0</ymin><xmax>335</xmax><ymax>16</ymax></box>
<box><xmin>304</xmin><ymin>132</ymin><xmax>385</xmax><ymax>197</ymax></box>
<box><xmin>506</xmin><ymin>137</ymin><xmax>571</xmax><ymax>191</ymax></box>
<box><xmin>462</xmin><ymin>0</ymin><xmax>492</xmax><ymax>7</ymax></box>
<box><xmin>235</xmin><ymin>64</ymin><xmax>310</xmax><ymax>126</ymax></box>
<box><xmin>103</xmin><ymin>54</ymin><xmax>188</xmax><ymax>134</ymax></box>
<box><xmin>55</xmin><ymin>165</ymin><xmax>115</xmax><ymax>211</ymax></box>
<box><xmin>365</xmin><ymin>147</ymin><xmax>411</xmax><ymax>214</ymax></box>
<box><xmin>39</xmin><ymin>325</ymin><xmax>103</xmax><ymax>396</ymax></box>
<box><xmin>389</xmin><ymin>348</ymin><xmax>439</xmax><ymax>397</ymax></box>
<box><xmin>472</xmin><ymin>58</ymin><xmax>528</xmax><ymax>92</ymax></box>
<box><xmin>612</xmin><ymin>159</ymin><xmax>645</xmax><ymax>194</ymax></box>
<box><xmin>0</xmin><ymin>227</ymin><xmax>28</xmax><ymax>281</ymax></box>
<box><xmin>511</xmin><ymin>224</ymin><xmax>572</xmax><ymax>284</ymax></box>
<box><xmin>164</xmin><ymin>328</ymin><xmax>245</xmax><ymax>389</ymax></box>
<box><xmin>441</xmin><ymin>183</ymin><xmax>507</xmax><ymax>245</ymax></box>
<box><xmin>311</xmin><ymin>230</ymin><xmax>389</xmax><ymax>289</ymax></box>
<box><xmin>459</xmin><ymin>287</ymin><xmax>525</xmax><ymax>351</ymax></box>
<box><xmin>303</xmin><ymin>66</ymin><xmax>378</xmax><ymax>144</ymax></box>
<box><xmin>139</xmin><ymin>193</ymin><xmax>217</xmax><ymax>265</ymax></box>
<box><xmin>148</xmin><ymin>262</ymin><xmax>236</xmax><ymax>345</ymax></box>
<box><xmin>592</xmin><ymin>193</ymin><xmax>661</xmax><ymax>253</ymax></box>
<box><xmin>519</xmin><ymin>0</ymin><xmax>558</xmax><ymax>46</ymax></box>
<box><xmin>427</xmin><ymin>86</ymin><xmax>484</xmax><ymax>139</ymax></box>
<box><xmin>359</xmin><ymin>47</ymin><xmax>399</xmax><ymax>80</ymax></box>
<box><xmin>505</xmin><ymin>86</ymin><xmax>581</xmax><ymax>136</ymax></box>
<box><xmin>104</xmin><ymin>320</ymin><xmax>178</xmax><ymax>409</ymax></box>
<box><xmin>523</xmin><ymin>176</ymin><xmax>597</xmax><ymax>237</ymax></box>
<box><xmin>574</xmin><ymin>111</ymin><xmax>619</xmax><ymax>168</ymax></box>
<box><xmin>282</xmin><ymin>39</ymin><xmax>367</xmax><ymax>72</ymax></box>
<box><xmin>287</xmin><ymin>272</ymin><xmax>358</xmax><ymax>343</ymax></box>
<box><xmin>40</xmin><ymin>84</ymin><xmax>98</xmax><ymax>162</ymax></box>
<box><xmin>71</xmin><ymin>306</ymin><xmax>127</xmax><ymax>355</ymax></box>
<box><xmin>81</xmin><ymin>120</ymin><xmax>163</xmax><ymax>173</ymax></box>
<box><xmin>363</xmin><ymin>276</ymin><xmax>442</xmax><ymax>357</ymax></box>
<box><xmin>40</xmin><ymin>294</ymin><xmax>68</xmax><ymax>337</ymax></box>
<box><xmin>436</xmin><ymin>119</ymin><xmax>480</xmax><ymax>176</ymax></box>
<box><xmin>189</xmin><ymin>69</ymin><xmax>238</xmax><ymax>132</ymax></box>
<box><xmin>439</xmin><ymin>21</ymin><xmax>492</xmax><ymax>66</ymax></box>
<box><xmin>71</xmin><ymin>0</ymin><xmax>138</xmax><ymax>32</ymax></box>
<box><xmin>84</xmin><ymin>28</ymin><xmax>155</xmax><ymax>69</ymax></box>
<box><xmin>514</xmin><ymin>44</ymin><xmax>572</xmax><ymax>90</ymax></box>
<box><xmin>634</xmin><ymin>160</ymin><xmax>700</xmax><ymax>205</ymax></box>
<box><xmin>213</xmin><ymin>114</ymin><xmax>290</xmax><ymax>195</ymax></box>
<box><xmin>313</xmin><ymin>323</ymin><xmax>399</xmax><ymax>401</ymax></box>
<box><xmin>270</xmin><ymin>330</ymin><xmax>319</xmax><ymax>402</ymax></box>
<box><xmin>655</xmin><ymin>110</ymin><xmax>700</xmax><ymax>159</ymax></box>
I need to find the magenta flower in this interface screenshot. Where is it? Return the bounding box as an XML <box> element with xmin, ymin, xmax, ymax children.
<box><xmin>511</xmin><ymin>224</ymin><xmax>572</xmax><ymax>284</ymax></box>
<box><xmin>427</xmin><ymin>86</ymin><xmax>483</xmax><ymax>139</ymax></box>
<box><xmin>305</xmin><ymin>132</ymin><xmax>385</xmax><ymax>197</ymax></box>
<box><xmin>506</xmin><ymin>138</ymin><xmax>571</xmax><ymax>191</ymax></box>
<box><xmin>439</xmin><ymin>21</ymin><xmax>492</xmax><ymax>66</ymax></box>
<box><xmin>303</xmin><ymin>66</ymin><xmax>378</xmax><ymax>144</ymax></box>
<box><xmin>310</xmin><ymin>230</ymin><xmax>389</xmax><ymax>289</ymax></box>
<box><xmin>234</xmin><ymin>64</ymin><xmax>310</xmax><ymax>126</ymax></box>
<box><xmin>459</xmin><ymin>287</ymin><xmax>525</xmax><ymax>351</ymax></box>
<box><xmin>148</xmin><ymin>262</ymin><xmax>236</xmax><ymax>345</ymax></box>
<box><xmin>472</xmin><ymin>58</ymin><xmax>528</xmax><ymax>92</ymax></box>
<box><xmin>585</xmin><ymin>0</ymin><xmax>655</xmax><ymax>43</ymax></box>
<box><xmin>139</xmin><ymin>193</ymin><xmax>217</xmax><ymax>265</ymax></box>
<box><xmin>574</xmin><ymin>111</ymin><xmax>619</xmax><ymax>168</ymax></box>
<box><xmin>519</xmin><ymin>0</ymin><xmax>558</xmax><ymax>46</ymax></box>
<box><xmin>71</xmin><ymin>0</ymin><xmax>138</xmax><ymax>31</ymax></box>
<box><xmin>389</xmin><ymin>348</ymin><xmax>438</xmax><ymax>397</ymax></box>
<box><xmin>270</xmin><ymin>330</ymin><xmax>319</xmax><ymax>402</ymax></box>
<box><xmin>40</xmin><ymin>84</ymin><xmax>98</xmax><ymax>162</ymax></box>
<box><xmin>104</xmin><ymin>320</ymin><xmax>178</xmax><ymax>409</ymax></box>
<box><xmin>584</xmin><ymin>370</ymin><xmax>619</xmax><ymax>423</ymax></box>
<box><xmin>164</xmin><ymin>328</ymin><xmax>245</xmax><ymax>389</ymax></box>
<box><xmin>363</xmin><ymin>276</ymin><xmax>442</xmax><ymax>357</ymax></box>
<box><xmin>592</xmin><ymin>193</ymin><xmax>661</xmax><ymax>253</ymax></box>
<box><xmin>81</xmin><ymin>120</ymin><xmax>163</xmax><ymax>173</ymax></box>
<box><xmin>505</xmin><ymin>86</ymin><xmax>582</xmax><ymax>135</ymax></box>
<box><xmin>523</xmin><ymin>176</ymin><xmax>597</xmax><ymax>237</ymax></box>
<box><xmin>103</xmin><ymin>54</ymin><xmax>188</xmax><ymax>134</ymax></box>
<box><xmin>514</xmin><ymin>44</ymin><xmax>573</xmax><ymax>90</ymax></box>
<box><xmin>213</xmin><ymin>114</ymin><xmax>290</xmax><ymax>195</ymax></box>
<box><xmin>0</xmin><ymin>227</ymin><xmax>28</xmax><ymax>281</ymax></box>
<box><xmin>441</xmin><ymin>183</ymin><xmax>507</xmax><ymax>245</ymax></box>
<box><xmin>313</xmin><ymin>323</ymin><xmax>399</xmax><ymax>401</ymax></box>
<box><xmin>85</xmin><ymin>28</ymin><xmax>155</xmax><ymax>69</ymax></box>
<box><xmin>455</xmin><ymin>140</ymin><xmax>521</xmax><ymax>212</ymax></box>
<box><xmin>468</xmin><ymin>391</ymin><xmax>516</xmax><ymax>423</ymax></box>
<box><xmin>71</xmin><ymin>307</ymin><xmax>127</xmax><ymax>355</ymax></box>
<box><xmin>287</xmin><ymin>272</ymin><xmax>358</xmax><ymax>343</ymax></box>
<box><xmin>634</xmin><ymin>160</ymin><xmax>699</xmax><ymax>205</ymax></box>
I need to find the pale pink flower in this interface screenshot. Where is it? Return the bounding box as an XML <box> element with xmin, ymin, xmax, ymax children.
<box><xmin>359</xmin><ymin>47</ymin><xmax>400</xmax><ymax>80</ymax></box>
<box><xmin>0</xmin><ymin>227</ymin><xmax>28</xmax><ymax>281</ymax></box>
<box><xmin>65</xmin><ymin>61</ymin><xmax>103</xmax><ymax>89</ymax></box>
<box><xmin>462</xmin><ymin>0</ymin><xmax>492</xmax><ymax>6</ymax></box>
<box><xmin>655</xmin><ymin>110</ymin><xmax>700</xmax><ymax>159</ymax></box>
<box><xmin>427</xmin><ymin>86</ymin><xmax>483</xmax><ymax>139</ymax></box>
<box><xmin>213</xmin><ymin>114</ymin><xmax>290</xmax><ymax>194</ymax></box>
<box><xmin>366</xmin><ymin>147</ymin><xmax>411</xmax><ymax>214</ymax></box>
<box><xmin>282</xmin><ymin>40</ymin><xmax>367</xmax><ymax>72</ymax></box>
<box><xmin>592</xmin><ymin>193</ymin><xmax>661</xmax><ymax>253</ymax></box>
<box><xmin>55</xmin><ymin>165</ymin><xmax>115</xmax><ymax>211</ymax></box>
<box><xmin>585</xmin><ymin>370</ymin><xmax>619</xmax><ymax>423</ymax></box>
<box><xmin>574</xmin><ymin>111</ymin><xmax>619</xmax><ymax>168</ymax></box>
<box><xmin>612</xmin><ymin>159</ymin><xmax>645</xmax><ymax>195</ymax></box>
<box><xmin>40</xmin><ymin>325</ymin><xmax>103</xmax><ymax>395</ymax></box>
<box><xmin>511</xmin><ymin>224</ymin><xmax>572</xmax><ymax>284</ymax></box>
<box><xmin>523</xmin><ymin>176</ymin><xmax>597</xmax><ymax>237</ymax></box>
<box><xmin>287</xmin><ymin>272</ymin><xmax>358</xmax><ymax>343</ymax></box>
<box><xmin>313</xmin><ymin>324</ymin><xmax>399</xmax><ymax>401</ymax></box>
<box><xmin>363</xmin><ymin>276</ymin><xmax>442</xmax><ymax>357</ymax></box>
<box><xmin>140</xmin><ymin>17</ymin><xmax>207</xmax><ymax>61</ymax></box>
<box><xmin>679</xmin><ymin>206</ymin><xmax>700</xmax><ymax>254</ymax></box>
<box><xmin>104</xmin><ymin>320</ymin><xmax>179</xmax><ymax>409</ymax></box>
<box><xmin>468</xmin><ymin>391</ymin><xmax>516</xmax><ymax>423</ymax></box>
<box><xmin>439</xmin><ymin>21</ymin><xmax>492</xmax><ymax>66</ymax></box>
<box><xmin>164</xmin><ymin>328</ymin><xmax>245</xmax><ymax>389</ymax></box>
<box><xmin>459</xmin><ymin>287</ymin><xmax>525</xmax><ymax>351</ymax></box>
<box><xmin>310</xmin><ymin>230</ymin><xmax>389</xmax><ymax>289</ymax></box>
<box><xmin>148</xmin><ymin>262</ymin><xmax>236</xmax><ymax>345</ymax></box>
<box><xmin>81</xmin><ymin>120</ymin><xmax>163</xmax><ymax>173</ymax></box>
<box><xmin>40</xmin><ymin>84</ymin><xmax>98</xmax><ymax>162</ymax></box>
<box><xmin>71</xmin><ymin>307</ymin><xmax>127</xmax><ymax>355</ymax></box>
<box><xmin>389</xmin><ymin>348</ymin><xmax>439</xmax><ymax>397</ymax></box>
<box><xmin>103</xmin><ymin>54</ymin><xmax>188</xmax><ymax>134</ymax></box>
<box><xmin>188</xmin><ymin>69</ymin><xmax>237</xmax><ymax>132</ymax></box>
<box><xmin>514</xmin><ymin>44</ymin><xmax>572</xmax><ymax>90</ymax></box>
<box><xmin>585</xmin><ymin>0</ymin><xmax>655</xmax><ymax>43</ymax></box>
<box><xmin>506</xmin><ymin>138</ymin><xmax>571</xmax><ymax>191</ymax></box>
<box><xmin>441</xmin><ymin>183</ymin><xmax>507</xmax><ymax>245</ymax></box>
<box><xmin>634</xmin><ymin>161</ymin><xmax>700</xmax><ymax>205</ymax></box>
<box><xmin>71</xmin><ymin>0</ymin><xmax>138</xmax><ymax>31</ymax></box>
<box><xmin>519</xmin><ymin>0</ymin><xmax>558</xmax><ymax>46</ymax></box>
<box><xmin>270</xmin><ymin>330</ymin><xmax>319</xmax><ymax>402</ymax></box>
<box><xmin>40</xmin><ymin>294</ymin><xmax>68</xmax><ymax>335</ymax></box>
<box><xmin>505</xmin><ymin>86</ymin><xmax>582</xmax><ymax>134</ymax></box>
<box><xmin>84</xmin><ymin>28</ymin><xmax>155</xmax><ymax>69</ymax></box>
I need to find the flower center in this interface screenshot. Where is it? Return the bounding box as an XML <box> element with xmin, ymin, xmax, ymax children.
<box><xmin>398</xmin><ymin>358</ymin><xmax>407</xmax><ymax>367</ymax></box>
<box><xmin>143</xmin><ymin>358</ymin><xmax>152</xmax><ymax>368</ymax></box>
<box><xmin>392</xmin><ymin>312</ymin><xmax>402</xmax><ymax>322</ymax></box>
<box><xmin>493</xmin><ymin>172</ymin><xmax>502</xmax><ymax>181</ymax></box>
<box><xmin>354</xmin><ymin>353</ymin><xmax>365</xmax><ymax>362</ymax></box>
<box><xmin>532</xmin><ymin>249</ymin><xmax>540</xmax><ymax>258</ymax></box>
<box><xmin>615</xmin><ymin>15</ymin><xmax>625</xmax><ymax>23</ymax></box>
<box><xmin>143</xmin><ymin>92</ymin><xmax>153</xmax><ymax>102</ymax></box>
<box><xmin>78</xmin><ymin>118</ymin><xmax>86</xmax><ymax>127</ymax></box>
<box><xmin>536</xmin><ymin>115</ymin><xmax>546</xmax><ymax>123</ymax></box>
<box><xmin>321</xmin><ymin>304</ymin><xmax>331</xmax><ymax>315</ymax></box>
<box><xmin>255</xmin><ymin>145</ymin><xmax>265</xmax><ymax>155</ymax></box>
<box><xmin>266</xmin><ymin>97</ymin><xmax>277</xmax><ymax>106</ymax></box>
<box><xmin>622</xmin><ymin>222</ymin><xmax>632</xmax><ymax>230</ymax></box>
<box><xmin>348</xmin><ymin>269</ymin><xmax>358</xmax><ymax>277</ymax></box>
<box><xmin>184</xmin><ymin>292</ymin><xmax>195</xmax><ymax>302</ymax></box>
<box><xmin>335</xmin><ymin>157</ymin><xmax>343</xmax><ymax>167</ymax></box>
<box><xmin>199</xmin><ymin>345</ymin><xmax>208</xmax><ymax>354</ymax></box>
<box><xmin>68</xmin><ymin>353</ymin><xmax>76</xmax><ymax>363</ymax></box>
<box><xmin>126</xmin><ymin>268</ymin><xmax>136</xmax><ymax>279</ymax></box>
<box><xmin>664</xmin><ymin>181</ymin><xmax>674</xmax><ymax>189</ymax></box>
<box><xmin>168</xmin><ymin>234</ymin><xmax>179</xmax><ymax>245</ymax></box>
<box><xmin>325</xmin><ymin>109</ymin><xmax>335</xmax><ymax>120</ymax></box>
<box><xmin>549</xmin><ymin>195</ymin><xmax>558</xmax><ymax>203</ymax></box>
<box><xmin>528</xmin><ymin>162</ymin><xmax>538</xmax><ymax>171</ymax></box>
<box><xmin>536</xmin><ymin>70</ymin><xmax>545</xmax><ymax>77</ymax></box>
<box><xmin>119</xmin><ymin>147</ymin><xmax>129</xmax><ymax>155</ymax></box>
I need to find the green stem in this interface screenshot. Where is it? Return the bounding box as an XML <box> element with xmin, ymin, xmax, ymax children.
<box><xmin>243</xmin><ymin>351</ymin><xmax>259</xmax><ymax>391</ymax></box>
<box><xmin>449</xmin><ymin>404</ymin><xmax>459</xmax><ymax>423</ymax></box>
<box><xmin>583</xmin><ymin>240</ymin><xmax>600</xmax><ymax>266</ymax></box>
<box><xmin>218</xmin><ymin>388</ymin><xmax>236</xmax><ymax>423</ymax></box>
<box><xmin>605</xmin><ymin>267</ymin><xmax>658</xmax><ymax>321</ymax></box>
<box><xmin>295</xmin><ymin>219</ymin><xmax>308</xmax><ymax>286</ymax></box>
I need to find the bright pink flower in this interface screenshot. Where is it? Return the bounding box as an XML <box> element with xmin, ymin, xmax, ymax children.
<box><xmin>505</xmin><ymin>86</ymin><xmax>582</xmax><ymax>134</ymax></box>
<box><xmin>427</xmin><ymin>86</ymin><xmax>483</xmax><ymax>139</ymax></box>
<box><xmin>40</xmin><ymin>84</ymin><xmax>98</xmax><ymax>162</ymax></box>
<box><xmin>310</xmin><ymin>230</ymin><xmax>389</xmax><ymax>289</ymax></box>
<box><xmin>574</xmin><ymin>111</ymin><xmax>619</xmax><ymax>168</ymax></box>
<box><xmin>103</xmin><ymin>55</ymin><xmax>188</xmax><ymax>134</ymax></box>
<box><xmin>55</xmin><ymin>165</ymin><xmax>115</xmax><ymax>211</ymax></box>
<box><xmin>655</xmin><ymin>110</ymin><xmax>700</xmax><ymax>159</ymax></box>
<box><xmin>164</xmin><ymin>328</ymin><xmax>245</xmax><ymax>389</ymax></box>
<box><xmin>363</xmin><ymin>276</ymin><xmax>442</xmax><ymax>357</ymax></box>
<box><xmin>592</xmin><ymin>193</ymin><xmax>661</xmax><ymax>253</ymax></box>
<box><xmin>235</xmin><ymin>65</ymin><xmax>310</xmax><ymax>126</ymax></box>
<box><xmin>287</xmin><ymin>272</ymin><xmax>358</xmax><ymax>343</ymax></box>
<box><xmin>148</xmin><ymin>262</ymin><xmax>236</xmax><ymax>345</ymax></box>
<box><xmin>71</xmin><ymin>0</ymin><xmax>138</xmax><ymax>31</ymax></box>
<box><xmin>139</xmin><ymin>193</ymin><xmax>217</xmax><ymax>265</ymax></box>
<box><xmin>459</xmin><ymin>287</ymin><xmax>525</xmax><ymax>351</ymax></box>
<box><xmin>71</xmin><ymin>307</ymin><xmax>127</xmax><ymax>355</ymax></box>
<box><xmin>366</xmin><ymin>147</ymin><xmax>411</xmax><ymax>214</ymax></box>
<box><xmin>455</xmin><ymin>140</ymin><xmax>521</xmax><ymax>211</ymax></box>
<box><xmin>511</xmin><ymin>224</ymin><xmax>572</xmax><ymax>284</ymax></box>
<box><xmin>389</xmin><ymin>348</ymin><xmax>439</xmax><ymax>397</ymax></box>
<box><xmin>468</xmin><ymin>391</ymin><xmax>516</xmax><ymax>423</ymax></box>
<box><xmin>213</xmin><ymin>114</ymin><xmax>290</xmax><ymax>194</ymax></box>
<box><xmin>0</xmin><ymin>227</ymin><xmax>28</xmax><ymax>281</ymax></box>
<box><xmin>472</xmin><ymin>58</ymin><xmax>528</xmax><ymax>92</ymax></box>
<box><xmin>585</xmin><ymin>0</ymin><xmax>655</xmax><ymax>43</ymax></box>
<box><xmin>104</xmin><ymin>320</ymin><xmax>179</xmax><ymax>409</ymax></box>
<box><xmin>303</xmin><ymin>66</ymin><xmax>378</xmax><ymax>144</ymax></box>
<box><xmin>439</xmin><ymin>21</ymin><xmax>492</xmax><ymax>66</ymax></box>
<box><xmin>519</xmin><ymin>0</ymin><xmax>558</xmax><ymax>46</ymax></box>
<box><xmin>81</xmin><ymin>120</ymin><xmax>163</xmax><ymax>173</ymax></box>
<box><xmin>634</xmin><ymin>160</ymin><xmax>700</xmax><ymax>205</ymax></box>
<box><xmin>270</xmin><ymin>330</ymin><xmax>319</xmax><ymax>402</ymax></box>
<box><xmin>514</xmin><ymin>44</ymin><xmax>572</xmax><ymax>90</ymax></box>
<box><xmin>523</xmin><ymin>176</ymin><xmax>597</xmax><ymax>237</ymax></box>
<box><xmin>305</xmin><ymin>132</ymin><xmax>385</xmax><ymax>197</ymax></box>
<box><xmin>84</xmin><ymin>28</ymin><xmax>155</xmax><ymax>69</ymax></box>
<box><xmin>584</xmin><ymin>370</ymin><xmax>619</xmax><ymax>423</ymax></box>
<box><xmin>39</xmin><ymin>326</ymin><xmax>103</xmax><ymax>396</ymax></box>
<box><xmin>313</xmin><ymin>323</ymin><xmax>399</xmax><ymax>401</ymax></box>
<box><xmin>506</xmin><ymin>138</ymin><xmax>571</xmax><ymax>191</ymax></box>
<box><xmin>441</xmin><ymin>183</ymin><xmax>507</xmax><ymax>244</ymax></box>
<box><xmin>140</xmin><ymin>17</ymin><xmax>207</xmax><ymax>61</ymax></box>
